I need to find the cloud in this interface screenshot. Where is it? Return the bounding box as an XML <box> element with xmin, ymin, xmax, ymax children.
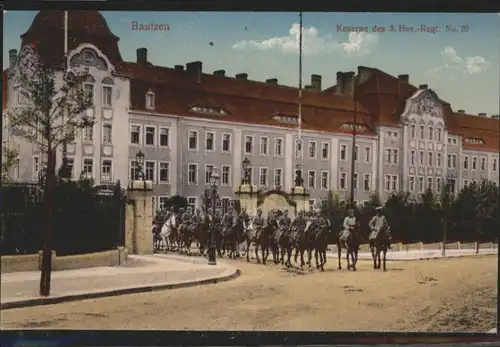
<box><xmin>232</xmin><ymin>23</ymin><xmax>377</xmax><ymax>56</ymax></box>
<box><xmin>429</xmin><ymin>47</ymin><xmax>489</xmax><ymax>76</ymax></box>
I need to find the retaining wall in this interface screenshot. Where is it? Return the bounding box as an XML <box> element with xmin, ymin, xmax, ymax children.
<box><xmin>1</xmin><ymin>247</ymin><xmax>128</xmax><ymax>273</ymax></box>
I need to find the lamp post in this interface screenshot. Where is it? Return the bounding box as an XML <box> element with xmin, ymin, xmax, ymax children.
<box><xmin>242</xmin><ymin>157</ymin><xmax>250</xmax><ymax>184</ymax></box>
<box><xmin>208</xmin><ymin>167</ymin><xmax>220</xmax><ymax>265</ymax></box>
<box><xmin>135</xmin><ymin>150</ymin><xmax>145</xmax><ymax>180</ymax></box>
<box><xmin>441</xmin><ymin>174</ymin><xmax>455</xmax><ymax>257</ymax></box>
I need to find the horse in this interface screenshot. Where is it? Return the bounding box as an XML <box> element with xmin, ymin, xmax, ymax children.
<box><xmin>194</xmin><ymin>214</ymin><xmax>211</xmax><ymax>256</ymax></box>
<box><xmin>292</xmin><ymin>221</ymin><xmax>314</xmax><ymax>268</ymax></box>
<box><xmin>311</xmin><ymin>220</ymin><xmax>329</xmax><ymax>271</ymax></box>
<box><xmin>369</xmin><ymin>226</ymin><xmax>391</xmax><ymax>271</ymax></box>
<box><xmin>152</xmin><ymin>223</ymin><xmax>162</xmax><ymax>252</ymax></box>
<box><xmin>224</xmin><ymin>220</ymin><xmax>247</xmax><ymax>259</ymax></box>
<box><xmin>275</xmin><ymin>225</ymin><xmax>293</xmax><ymax>267</ymax></box>
<box><xmin>244</xmin><ymin>220</ymin><xmax>273</xmax><ymax>264</ymax></box>
<box><xmin>179</xmin><ymin>219</ymin><xmax>198</xmax><ymax>255</ymax></box>
<box><xmin>159</xmin><ymin>214</ymin><xmax>177</xmax><ymax>251</ymax></box>
<box><xmin>337</xmin><ymin>225</ymin><xmax>360</xmax><ymax>271</ymax></box>
<box><xmin>266</xmin><ymin>218</ymin><xmax>281</xmax><ymax>264</ymax></box>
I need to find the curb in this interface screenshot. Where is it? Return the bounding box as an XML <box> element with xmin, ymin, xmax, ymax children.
<box><xmin>1</xmin><ymin>269</ymin><xmax>241</xmax><ymax>311</ymax></box>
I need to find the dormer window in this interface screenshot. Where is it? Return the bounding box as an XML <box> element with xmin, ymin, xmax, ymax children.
<box><xmin>146</xmin><ymin>91</ymin><xmax>155</xmax><ymax>110</ymax></box>
<box><xmin>464</xmin><ymin>137</ymin><xmax>484</xmax><ymax>145</ymax></box>
<box><xmin>272</xmin><ymin>114</ymin><xmax>299</xmax><ymax>125</ymax></box>
<box><xmin>190</xmin><ymin>105</ymin><xmax>228</xmax><ymax>115</ymax></box>
<box><xmin>341</xmin><ymin>123</ymin><xmax>366</xmax><ymax>132</ymax></box>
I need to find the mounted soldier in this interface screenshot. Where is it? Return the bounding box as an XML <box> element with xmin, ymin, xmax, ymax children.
<box><xmin>340</xmin><ymin>208</ymin><xmax>359</xmax><ymax>241</ymax></box>
<box><xmin>190</xmin><ymin>208</ymin><xmax>202</xmax><ymax>228</ymax></box>
<box><xmin>221</xmin><ymin>208</ymin><xmax>234</xmax><ymax>235</ymax></box>
<box><xmin>252</xmin><ymin>208</ymin><xmax>265</xmax><ymax>236</ymax></box>
<box><xmin>290</xmin><ymin>210</ymin><xmax>307</xmax><ymax>243</ymax></box>
<box><xmin>277</xmin><ymin>209</ymin><xmax>292</xmax><ymax>234</ymax></box>
<box><xmin>238</xmin><ymin>207</ymin><xmax>251</xmax><ymax>230</ymax></box>
<box><xmin>368</xmin><ymin>206</ymin><xmax>392</xmax><ymax>249</ymax></box>
<box><xmin>181</xmin><ymin>206</ymin><xmax>193</xmax><ymax>232</ymax></box>
<box><xmin>165</xmin><ymin>206</ymin><xmax>175</xmax><ymax>220</ymax></box>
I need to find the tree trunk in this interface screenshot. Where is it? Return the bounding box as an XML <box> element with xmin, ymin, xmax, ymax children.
<box><xmin>441</xmin><ymin>217</ymin><xmax>447</xmax><ymax>257</ymax></box>
<box><xmin>39</xmin><ymin>148</ymin><xmax>55</xmax><ymax>297</ymax></box>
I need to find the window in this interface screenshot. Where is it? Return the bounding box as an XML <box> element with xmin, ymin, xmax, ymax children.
<box><xmin>309</xmin><ymin>199</ymin><xmax>316</xmax><ymax>211</ymax></box>
<box><xmin>274</xmin><ymin>169</ymin><xmax>283</xmax><ymax>188</ymax></box>
<box><xmin>353</xmin><ymin>173</ymin><xmax>358</xmax><ymax>191</ymax></box>
<box><xmin>428</xmin><ymin>152</ymin><xmax>433</xmax><ymax>166</ymax></box>
<box><xmin>159</xmin><ymin>162</ymin><xmax>170</xmax><ymax>184</ymax></box>
<box><xmin>12</xmin><ymin>158</ymin><xmax>20</xmax><ymax>179</ymax></box>
<box><xmin>321</xmin><ymin>171</ymin><xmax>329</xmax><ymax>190</ymax></box>
<box><xmin>419</xmin><ymin>125</ymin><xmax>424</xmax><ymax>139</ymax></box>
<box><xmin>66</xmin><ymin>158</ymin><xmax>75</xmax><ymax>178</ymax></box>
<box><xmin>100</xmin><ymin>159</ymin><xmax>112</xmax><ymax>181</ymax></box>
<box><xmin>205</xmin><ymin>165</ymin><xmax>214</xmax><ymax>184</ymax></box>
<box><xmin>295</xmin><ymin>139</ymin><xmax>303</xmax><ymax>158</ymax></box>
<box><xmin>158</xmin><ymin>196</ymin><xmax>169</xmax><ymax>210</ymax></box>
<box><xmin>410</xmin><ymin>150</ymin><xmax>416</xmax><ymax>166</ymax></box>
<box><xmin>159</xmin><ymin>127</ymin><xmax>170</xmax><ymax>148</ymax></box>
<box><xmin>452</xmin><ymin>155</ymin><xmax>457</xmax><ymax>169</ymax></box>
<box><xmin>354</xmin><ymin>145</ymin><xmax>359</xmax><ymax>162</ymax></box>
<box><xmin>428</xmin><ymin>127</ymin><xmax>433</xmax><ymax>140</ymax></box>
<box><xmin>222</xmin><ymin>133</ymin><xmax>231</xmax><ymax>153</ymax></box>
<box><xmin>188</xmin><ymin>130</ymin><xmax>198</xmax><ymax>150</ymax></box>
<box><xmin>387</xmin><ymin>130</ymin><xmax>398</xmax><ymax>139</ymax></box>
<box><xmin>480</xmin><ymin>157</ymin><xmax>486</xmax><ymax>171</ymax></box>
<box><xmin>274</xmin><ymin>138</ymin><xmax>283</xmax><ymax>157</ymax></box>
<box><xmin>427</xmin><ymin>177</ymin><xmax>433</xmax><ymax>189</ymax></box>
<box><xmin>363</xmin><ymin>173</ymin><xmax>370</xmax><ymax>191</ymax></box>
<box><xmin>410</xmin><ymin>124</ymin><xmax>416</xmax><ymax>139</ymax></box>
<box><xmin>472</xmin><ymin>156</ymin><xmax>477</xmax><ymax>170</ymax></box>
<box><xmin>308</xmin><ymin>171</ymin><xmax>316</xmax><ymax>188</ymax></box>
<box><xmin>294</xmin><ymin>168</ymin><xmax>303</xmax><ymax>185</ymax></box>
<box><xmin>244</xmin><ymin>135</ymin><xmax>253</xmax><ymax>155</ymax></box>
<box><xmin>419</xmin><ymin>151</ymin><xmax>424</xmax><ymax>165</ymax></box>
<box><xmin>152</xmin><ymin>196</ymin><xmax>157</xmax><ymax>210</ymax></box>
<box><xmin>364</xmin><ymin>146</ymin><xmax>371</xmax><ymax>163</ymax></box>
<box><xmin>436</xmin><ymin>153</ymin><xmax>442</xmax><ymax>167</ymax></box>
<box><xmin>437</xmin><ymin>128</ymin><xmax>442</xmax><ymax>141</ymax></box>
<box><xmin>83</xmin><ymin>158</ymin><xmax>93</xmax><ymax>178</ymax></box>
<box><xmin>340</xmin><ymin>144</ymin><xmax>347</xmax><ymax>160</ymax></box>
<box><xmin>321</xmin><ymin>142</ymin><xmax>329</xmax><ymax>160</ymax></box>
<box><xmin>463</xmin><ymin>156</ymin><xmax>469</xmax><ymax>170</ymax></box>
<box><xmin>493</xmin><ymin>158</ymin><xmax>498</xmax><ymax>172</ymax></box>
<box><xmin>205</xmin><ymin>132</ymin><xmax>215</xmax><ymax>152</ymax></box>
<box><xmin>308</xmin><ymin>141</ymin><xmax>317</xmax><ymax>159</ymax></box>
<box><xmin>340</xmin><ymin>172</ymin><xmax>347</xmax><ymax>190</ymax></box>
<box><xmin>449</xmin><ymin>179</ymin><xmax>456</xmax><ymax>194</ymax></box>
<box><xmin>222</xmin><ymin>165</ymin><xmax>231</xmax><ymax>186</ymax></box>
<box><xmin>144</xmin><ymin>161</ymin><xmax>156</xmax><ymax>182</ymax></box>
<box><xmin>83</xmin><ymin>83</ymin><xmax>94</xmax><ymax>105</ymax></box>
<box><xmin>146</xmin><ymin>92</ymin><xmax>155</xmax><ymax>110</ymax></box>
<box><xmin>386</xmin><ymin>149</ymin><xmax>398</xmax><ymax>165</ymax></box>
<box><xmin>463</xmin><ymin>179</ymin><xmax>469</xmax><ymax>187</ymax></box>
<box><xmin>188</xmin><ymin>164</ymin><xmax>198</xmax><ymax>184</ymax></box>
<box><xmin>409</xmin><ymin>176</ymin><xmax>415</xmax><ymax>191</ymax></box>
<box><xmin>247</xmin><ymin>167</ymin><xmax>254</xmax><ymax>185</ymax></box>
<box><xmin>130</xmin><ymin>125</ymin><xmax>141</xmax><ymax>145</ymax></box>
<box><xmin>32</xmin><ymin>156</ymin><xmax>40</xmax><ymax>178</ymax></box>
<box><xmin>145</xmin><ymin>126</ymin><xmax>156</xmax><ymax>146</ymax></box>
<box><xmin>259</xmin><ymin>168</ymin><xmax>268</xmax><ymax>186</ymax></box>
<box><xmin>187</xmin><ymin>197</ymin><xmax>197</xmax><ymax>210</ymax></box>
<box><xmin>102</xmin><ymin>124</ymin><xmax>112</xmax><ymax>144</ymax></box>
<box><xmin>384</xmin><ymin>174</ymin><xmax>398</xmax><ymax>192</ymax></box>
<box><xmin>83</xmin><ymin>125</ymin><xmax>93</xmax><ymax>142</ymax></box>
<box><xmin>418</xmin><ymin>177</ymin><xmax>424</xmax><ymax>192</ymax></box>
<box><xmin>436</xmin><ymin>178</ymin><xmax>442</xmax><ymax>192</ymax></box>
<box><xmin>392</xmin><ymin>149</ymin><xmax>398</xmax><ymax>165</ymax></box>
<box><xmin>260</xmin><ymin>137</ymin><xmax>269</xmax><ymax>156</ymax></box>
<box><xmin>102</xmin><ymin>85</ymin><xmax>113</xmax><ymax>107</ymax></box>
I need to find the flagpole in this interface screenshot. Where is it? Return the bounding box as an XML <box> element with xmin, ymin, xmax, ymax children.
<box><xmin>296</xmin><ymin>11</ymin><xmax>303</xmax><ymax>163</ymax></box>
<box><xmin>61</xmin><ymin>11</ymin><xmax>69</xmax><ymax>176</ymax></box>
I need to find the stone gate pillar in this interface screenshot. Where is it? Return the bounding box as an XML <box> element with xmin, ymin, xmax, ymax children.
<box><xmin>127</xmin><ymin>180</ymin><xmax>154</xmax><ymax>255</ymax></box>
<box><xmin>234</xmin><ymin>183</ymin><xmax>258</xmax><ymax>216</ymax></box>
<box><xmin>290</xmin><ymin>185</ymin><xmax>310</xmax><ymax>215</ymax></box>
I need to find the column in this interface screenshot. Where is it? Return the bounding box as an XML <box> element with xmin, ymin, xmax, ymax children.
<box><xmin>127</xmin><ymin>180</ymin><xmax>154</xmax><ymax>254</ymax></box>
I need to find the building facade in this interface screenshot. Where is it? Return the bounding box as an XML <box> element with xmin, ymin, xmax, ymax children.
<box><xmin>3</xmin><ymin>11</ymin><xmax>499</xmax><ymax>211</ymax></box>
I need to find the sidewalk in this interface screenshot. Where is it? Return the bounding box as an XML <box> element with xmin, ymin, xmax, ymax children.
<box><xmin>327</xmin><ymin>248</ymin><xmax>498</xmax><ymax>261</ymax></box>
<box><xmin>1</xmin><ymin>254</ymin><xmax>240</xmax><ymax>310</ymax></box>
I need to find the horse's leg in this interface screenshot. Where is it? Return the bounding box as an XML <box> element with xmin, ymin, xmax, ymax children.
<box><xmin>280</xmin><ymin>245</ymin><xmax>285</xmax><ymax>265</ymax></box>
<box><xmin>351</xmin><ymin>247</ymin><xmax>357</xmax><ymax>271</ymax></box>
<box><xmin>261</xmin><ymin>242</ymin><xmax>268</xmax><ymax>265</ymax></box>
<box><xmin>346</xmin><ymin>248</ymin><xmax>351</xmax><ymax>270</ymax></box>
<box><xmin>299</xmin><ymin>247</ymin><xmax>305</xmax><ymax>268</ymax></box>
<box><xmin>314</xmin><ymin>248</ymin><xmax>319</xmax><ymax>269</ymax></box>
<box><xmin>294</xmin><ymin>245</ymin><xmax>299</xmax><ymax>263</ymax></box>
<box><xmin>307</xmin><ymin>247</ymin><xmax>313</xmax><ymax>267</ymax></box>
<box><xmin>383</xmin><ymin>247</ymin><xmax>387</xmax><ymax>271</ymax></box>
<box><xmin>371</xmin><ymin>244</ymin><xmax>377</xmax><ymax>269</ymax></box>
<box><xmin>337</xmin><ymin>241</ymin><xmax>342</xmax><ymax>270</ymax></box>
<box><xmin>255</xmin><ymin>240</ymin><xmax>261</xmax><ymax>264</ymax></box>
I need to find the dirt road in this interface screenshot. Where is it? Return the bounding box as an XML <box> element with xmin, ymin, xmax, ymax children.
<box><xmin>1</xmin><ymin>256</ymin><xmax>497</xmax><ymax>332</ymax></box>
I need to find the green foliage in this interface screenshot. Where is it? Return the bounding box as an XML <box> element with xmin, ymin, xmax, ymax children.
<box><xmin>1</xmin><ymin>145</ymin><xmax>18</xmax><ymax>183</ymax></box>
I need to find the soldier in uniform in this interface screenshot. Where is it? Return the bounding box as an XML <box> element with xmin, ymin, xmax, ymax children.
<box><xmin>252</xmin><ymin>208</ymin><xmax>265</xmax><ymax>237</ymax></box>
<box><xmin>340</xmin><ymin>208</ymin><xmax>358</xmax><ymax>241</ymax></box>
<box><xmin>277</xmin><ymin>209</ymin><xmax>292</xmax><ymax>233</ymax></box>
<box><xmin>290</xmin><ymin>210</ymin><xmax>307</xmax><ymax>243</ymax></box>
<box><xmin>238</xmin><ymin>207</ymin><xmax>251</xmax><ymax>229</ymax></box>
<box><xmin>368</xmin><ymin>206</ymin><xmax>392</xmax><ymax>248</ymax></box>
<box><xmin>221</xmin><ymin>208</ymin><xmax>234</xmax><ymax>235</ymax></box>
<box><xmin>190</xmin><ymin>208</ymin><xmax>202</xmax><ymax>228</ymax></box>
<box><xmin>181</xmin><ymin>206</ymin><xmax>193</xmax><ymax>232</ymax></box>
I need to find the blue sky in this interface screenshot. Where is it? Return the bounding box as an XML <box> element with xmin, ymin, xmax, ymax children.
<box><xmin>3</xmin><ymin>11</ymin><xmax>500</xmax><ymax>115</ymax></box>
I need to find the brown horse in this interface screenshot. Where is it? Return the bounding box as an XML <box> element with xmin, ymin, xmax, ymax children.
<box><xmin>337</xmin><ymin>226</ymin><xmax>360</xmax><ymax>271</ymax></box>
<box><xmin>276</xmin><ymin>227</ymin><xmax>293</xmax><ymax>267</ymax></box>
<box><xmin>369</xmin><ymin>226</ymin><xmax>391</xmax><ymax>271</ymax></box>
<box><xmin>292</xmin><ymin>222</ymin><xmax>314</xmax><ymax>268</ymax></box>
<box><xmin>312</xmin><ymin>222</ymin><xmax>329</xmax><ymax>271</ymax></box>
<box><xmin>245</xmin><ymin>220</ymin><xmax>275</xmax><ymax>264</ymax></box>
<box><xmin>194</xmin><ymin>214</ymin><xmax>211</xmax><ymax>256</ymax></box>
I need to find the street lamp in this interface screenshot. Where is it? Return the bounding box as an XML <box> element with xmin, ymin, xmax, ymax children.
<box><xmin>208</xmin><ymin>167</ymin><xmax>220</xmax><ymax>265</ymax></box>
<box><xmin>242</xmin><ymin>157</ymin><xmax>250</xmax><ymax>184</ymax></box>
<box><xmin>135</xmin><ymin>150</ymin><xmax>145</xmax><ymax>180</ymax></box>
<box><xmin>441</xmin><ymin>174</ymin><xmax>455</xmax><ymax>256</ymax></box>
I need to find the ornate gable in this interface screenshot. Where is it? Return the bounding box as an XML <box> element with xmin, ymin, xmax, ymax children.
<box><xmin>401</xmin><ymin>89</ymin><xmax>445</xmax><ymax>126</ymax></box>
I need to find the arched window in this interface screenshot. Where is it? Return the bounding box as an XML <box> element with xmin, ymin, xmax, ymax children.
<box><xmin>146</xmin><ymin>90</ymin><xmax>155</xmax><ymax>110</ymax></box>
<box><xmin>102</xmin><ymin>77</ymin><xmax>114</xmax><ymax>107</ymax></box>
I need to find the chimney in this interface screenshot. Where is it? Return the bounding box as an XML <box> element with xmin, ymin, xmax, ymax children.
<box><xmin>343</xmin><ymin>71</ymin><xmax>356</xmax><ymax>95</ymax></box>
<box><xmin>266</xmin><ymin>78</ymin><xmax>278</xmax><ymax>85</ymax></box>
<box><xmin>174</xmin><ymin>65</ymin><xmax>184</xmax><ymax>71</ymax></box>
<box><xmin>336</xmin><ymin>72</ymin><xmax>344</xmax><ymax>94</ymax></box>
<box><xmin>311</xmin><ymin>74</ymin><xmax>322</xmax><ymax>91</ymax></box>
<box><xmin>186</xmin><ymin>61</ymin><xmax>202</xmax><ymax>82</ymax></box>
<box><xmin>478</xmin><ymin>112</ymin><xmax>487</xmax><ymax>117</ymax></box>
<box><xmin>357</xmin><ymin>66</ymin><xmax>373</xmax><ymax>84</ymax></box>
<box><xmin>419</xmin><ymin>84</ymin><xmax>428</xmax><ymax>89</ymax></box>
<box><xmin>213</xmin><ymin>70</ymin><xmax>225</xmax><ymax>77</ymax></box>
<box><xmin>235</xmin><ymin>73</ymin><xmax>248</xmax><ymax>80</ymax></box>
<box><xmin>9</xmin><ymin>49</ymin><xmax>18</xmax><ymax>69</ymax></box>
<box><xmin>136</xmin><ymin>48</ymin><xmax>148</xmax><ymax>64</ymax></box>
<box><xmin>491</xmin><ymin>115</ymin><xmax>500</xmax><ymax>119</ymax></box>
<box><xmin>398</xmin><ymin>74</ymin><xmax>409</xmax><ymax>83</ymax></box>
<box><xmin>457</xmin><ymin>110</ymin><xmax>465</xmax><ymax>114</ymax></box>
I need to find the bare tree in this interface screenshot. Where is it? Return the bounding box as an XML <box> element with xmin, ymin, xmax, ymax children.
<box><xmin>6</xmin><ymin>45</ymin><xmax>94</xmax><ymax>296</ymax></box>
